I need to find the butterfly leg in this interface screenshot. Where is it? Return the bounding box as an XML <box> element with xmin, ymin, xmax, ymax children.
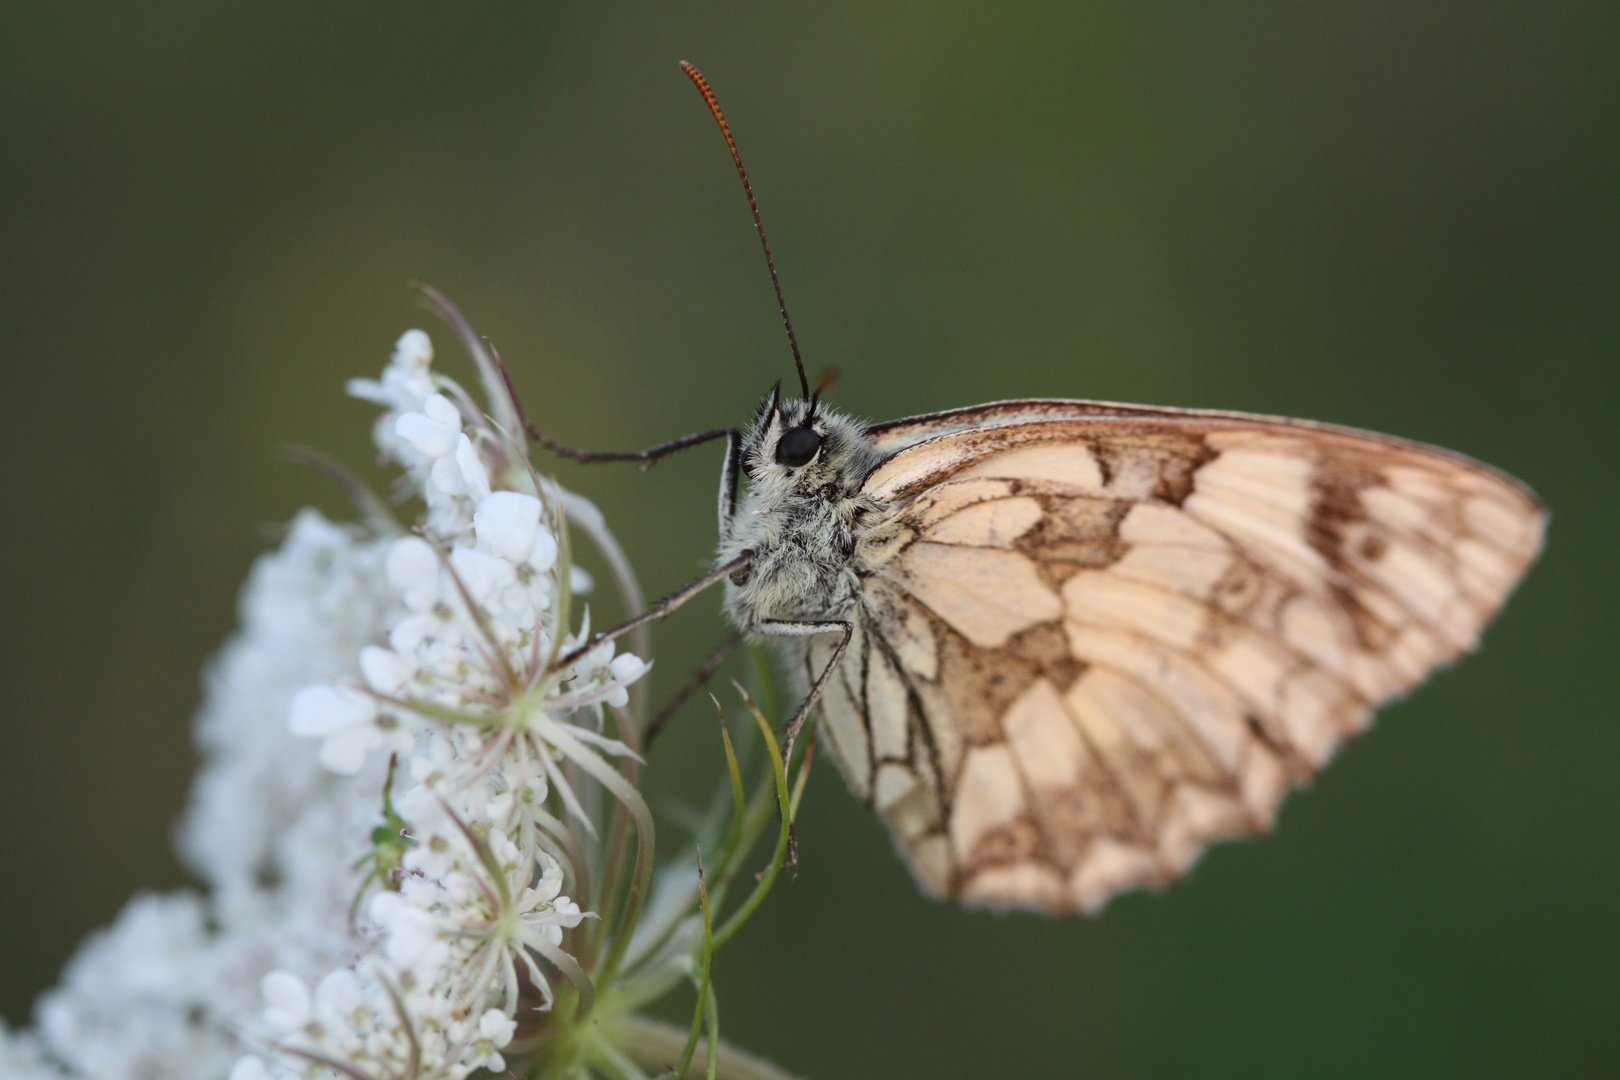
<box><xmin>527</xmin><ymin>421</ymin><xmax>740</xmax><ymax>470</ymax></box>
<box><xmin>414</xmin><ymin>285</ymin><xmax>744</xmax><ymax>477</ymax></box>
<box><xmin>754</xmin><ymin>619</ymin><xmax>854</xmax><ymax>765</ymax></box>
<box><xmin>552</xmin><ymin>551</ymin><xmax>752</xmax><ymax>673</ymax></box>
<box><xmin>529</xmin><ymin>420</ymin><xmax>743</xmax><ymax>543</ymax></box>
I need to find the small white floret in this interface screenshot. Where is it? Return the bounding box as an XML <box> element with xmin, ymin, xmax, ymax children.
<box><xmin>260</xmin><ymin>971</ymin><xmax>310</xmax><ymax>1034</ymax></box>
<box><xmin>358</xmin><ymin>646</ymin><xmax>408</xmax><ymax>694</ymax></box>
<box><xmin>449</xmin><ymin>547</ymin><xmax>510</xmax><ymax>605</ymax></box>
<box><xmin>396</xmin><ymin>413</ymin><xmax>457</xmax><ymax>458</ymax></box>
<box><xmin>345</xmin><ymin>377</ymin><xmax>390</xmax><ymax>404</ymax></box>
<box><xmin>287</xmin><ymin>685</ymin><xmax>382</xmax><ymax>775</ymax></box>
<box><xmin>429</xmin><ymin>452</ymin><xmax>465</xmax><ymax>497</ymax></box>
<box><xmin>609</xmin><ymin>653</ymin><xmax>649</xmax><ymax>683</ymax></box>
<box><xmin>380</xmin><ymin>902</ymin><xmax>447</xmax><ymax>975</ymax></box>
<box><xmin>395</xmin><ymin>394</ymin><xmax>462</xmax><ymax>458</ymax></box>
<box><xmin>311</xmin><ymin>968</ymin><xmax>363</xmax><ymax>1027</ymax></box>
<box><xmin>474</xmin><ymin>492</ymin><xmax>543</xmax><ymax>564</ymax></box>
<box><xmin>479</xmin><ymin>1007</ymin><xmax>517</xmax><ymax>1046</ymax></box>
<box><xmin>467</xmin><ymin>1008</ymin><xmax>518</xmax><ymax>1070</ymax></box>
<box><xmin>454</xmin><ymin>434</ymin><xmax>492</xmax><ymax>500</ymax></box>
<box><xmin>529</xmin><ymin>528</ymin><xmax>559</xmax><ymax>573</ymax></box>
<box><xmin>392</xmin><ymin>328</ymin><xmax>433</xmax><ymax>370</ymax></box>
<box><xmin>423</xmin><ymin>392</ymin><xmax>460</xmax><ymax>427</ymax></box>
<box><xmin>287</xmin><ymin>685</ymin><xmax>373</xmax><ymax>739</ymax></box>
<box><xmin>229</xmin><ymin>1057</ymin><xmax>272</xmax><ymax>1080</ymax></box>
<box><xmin>368</xmin><ymin>889</ymin><xmax>404</xmax><ymax>926</ymax></box>
<box><xmin>386</xmin><ymin>537</ymin><xmax>441</xmax><ymax>610</ymax></box>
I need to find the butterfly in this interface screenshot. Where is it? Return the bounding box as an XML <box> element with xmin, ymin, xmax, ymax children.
<box><xmin>537</xmin><ymin>63</ymin><xmax>1547</xmax><ymax>914</ymax></box>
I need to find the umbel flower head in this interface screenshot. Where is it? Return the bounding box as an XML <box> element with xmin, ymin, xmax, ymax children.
<box><xmin>3</xmin><ymin>293</ymin><xmax>810</xmax><ymax>1080</ymax></box>
<box><xmin>240</xmin><ymin>318</ymin><xmax>652</xmax><ymax>1080</ymax></box>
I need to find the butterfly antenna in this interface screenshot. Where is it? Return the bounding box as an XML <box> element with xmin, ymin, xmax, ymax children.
<box><xmin>680</xmin><ymin>60</ymin><xmax>811</xmax><ymax>403</ymax></box>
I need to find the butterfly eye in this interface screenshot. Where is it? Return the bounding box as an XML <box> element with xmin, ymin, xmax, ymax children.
<box><xmin>775</xmin><ymin>425</ymin><xmax>822</xmax><ymax>468</ymax></box>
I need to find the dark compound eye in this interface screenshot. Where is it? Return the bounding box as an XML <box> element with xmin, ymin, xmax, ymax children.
<box><xmin>775</xmin><ymin>425</ymin><xmax>822</xmax><ymax>467</ymax></box>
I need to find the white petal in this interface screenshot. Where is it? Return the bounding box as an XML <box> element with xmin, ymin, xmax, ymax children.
<box><xmin>261</xmin><ymin>971</ymin><xmax>309</xmax><ymax>1033</ymax></box>
<box><xmin>261</xmin><ymin>969</ymin><xmax>309</xmax><ymax>1012</ymax></box>
<box><xmin>387</xmin><ymin>536</ymin><xmax>441</xmax><ymax>609</ymax></box>
<box><xmin>312</xmin><ymin>968</ymin><xmax>363</xmax><ymax>1020</ymax></box>
<box><xmin>475</xmin><ymin>491</ymin><xmax>542</xmax><ymax>564</ymax></box>
<box><xmin>570</xmin><ymin>565</ymin><xmax>593</xmax><ymax>595</ymax></box>
<box><xmin>478</xmin><ymin>1008</ymin><xmax>517</xmax><ymax>1045</ymax></box>
<box><xmin>384</xmin><ymin>905</ymin><xmax>442</xmax><ymax>967</ymax></box>
<box><xmin>369</xmin><ymin>890</ymin><xmax>405</xmax><ymax>925</ymax></box>
<box><xmin>609</xmin><ymin>653</ymin><xmax>649</xmax><ymax>683</ymax></box>
<box><xmin>423</xmin><ymin>392</ymin><xmax>461</xmax><ymax>427</ymax></box>
<box><xmin>288</xmin><ymin>685</ymin><xmax>374</xmax><ymax>738</ymax></box>
<box><xmin>318</xmin><ymin>724</ymin><xmax>378</xmax><ymax>775</ymax></box>
<box><xmin>496</xmin><ymin>587</ymin><xmax>534</xmax><ymax>629</ymax></box>
<box><xmin>534</xmin><ymin>852</ymin><xmax>564</xmax><ymax>900</ymax></box>
<box><xmin>450</xmin><ymin>546</ymin><xmax>510</xmax><ymax>604</ymax></box>
<box><xmin>396</xmin><ymin>411</ymin><xmax>458</xmax><ymax>457</ymax></box>
<box><xmin>392</xmin><ymin>328</ymin><xmax>433</xmax><ymax>369</ymax></box>
<box><xmin>455</xmin><ymin>434</ymin><xmax>492</xmax><ymax>500</ymax></box>
<box><xmin>488</xmin><ymin>828</ymin><xmax>521</xmax><ymax>867</ymax></box>
<box><xmin>528</xmin><ymin>528</ymin><xmax>558</xmax><ymax>573</ymax></box>
<box><xmin>229</xmin><ymin>1057</ymin><xmax>271</xmax><ymax>1080</ymax></box>
<box><xmin>345</xmin><ymin>377</ymin><xmax>390</xmax><ymax>404</ymax></box>
<box><xmin>359</xmin><ymin>646</ymin><xmax>408</xmax><ymax>693</ymax></box>
<box><xmin>389</xmin><ymin>613</ymin><xmax>434</xmax><ymax>653</ymax></box>
<box><xmin>430</xmin><ymin>451</ymin><xmax>465</xmax><ymax>495</ymax></box>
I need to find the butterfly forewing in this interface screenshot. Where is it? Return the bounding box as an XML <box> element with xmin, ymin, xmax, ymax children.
<box><xmin>822</xmin><ymin>402</ymin><xmax>1544</xmax><ymax>913</ymax></box>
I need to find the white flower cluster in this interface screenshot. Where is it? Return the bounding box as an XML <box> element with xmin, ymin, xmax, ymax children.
<box><xmin>235</xmin><ymin>331</ymin><xmax>653</xmax><ymax>1080</ymax></box>
<box><xmin>2</xmin><ymin>509</ymin><xmax>398</xmax><ymax>1080</ymax></box>
<box><xmin>3</xmin><ymin>328</ymin><xmax>653</xmax><ymax>1080</ymax></box>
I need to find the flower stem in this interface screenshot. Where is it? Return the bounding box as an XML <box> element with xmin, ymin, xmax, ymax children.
<box><xmin>614</xmin><ymin>1017</ymin><xmax>804</xmax><ymax>1080</ymax></box>
<box><xmin>673</xmin><ymin>856</ymin><xmax>714</xmax><ymax>1077</ymax></box>
<box><xmin>709</xmin><ymin>687</ymin><xmax>792</xmax><ymax>952</ymax></box>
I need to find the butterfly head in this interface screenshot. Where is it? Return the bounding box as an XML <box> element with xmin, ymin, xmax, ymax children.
<box><xmin>740</xmin><ymin>383</ymin><xmax>878</xmax><ymax>501</ymax></box>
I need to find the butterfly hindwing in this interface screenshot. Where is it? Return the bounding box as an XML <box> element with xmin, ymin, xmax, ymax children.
<box><xmin>816</xmin><ymin>403</ymin><xmax>1544</xmax><ymax>913</ymax></box>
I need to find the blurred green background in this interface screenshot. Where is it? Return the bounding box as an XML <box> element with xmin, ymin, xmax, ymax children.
<box><xmin>2</xmin><ymin>3</ymin><xmax>1616</xmax><ymax>1076</ymax></box>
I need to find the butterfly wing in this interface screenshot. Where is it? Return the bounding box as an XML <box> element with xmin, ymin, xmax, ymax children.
<box><xmin>813</xmin><ymin>401</ymin><xmax>1543</xmax><ymax>913</ymax></box>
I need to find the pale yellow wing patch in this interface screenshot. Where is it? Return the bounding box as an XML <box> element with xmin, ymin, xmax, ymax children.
<box><xmin>825</xmin><ymin>413</ymin><xmax>1543</xmax><ymax>914</ymax></box>
<box><xmin>894</xmin><ymin>544</ymin><xmax>1061</xmax><ymax>649</ymax></box>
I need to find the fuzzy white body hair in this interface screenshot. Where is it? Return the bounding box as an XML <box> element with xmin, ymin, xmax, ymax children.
<box><xmin>719</xmin><ymin>396</ymin><xmax>887</xmax><ymax>636</ymax></box>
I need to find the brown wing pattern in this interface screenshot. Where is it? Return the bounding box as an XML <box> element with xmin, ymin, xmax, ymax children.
<box><xmin>817</xmin><ymin>409</ymin><xmax>1543</xmax><ymax>913</ymax></box>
